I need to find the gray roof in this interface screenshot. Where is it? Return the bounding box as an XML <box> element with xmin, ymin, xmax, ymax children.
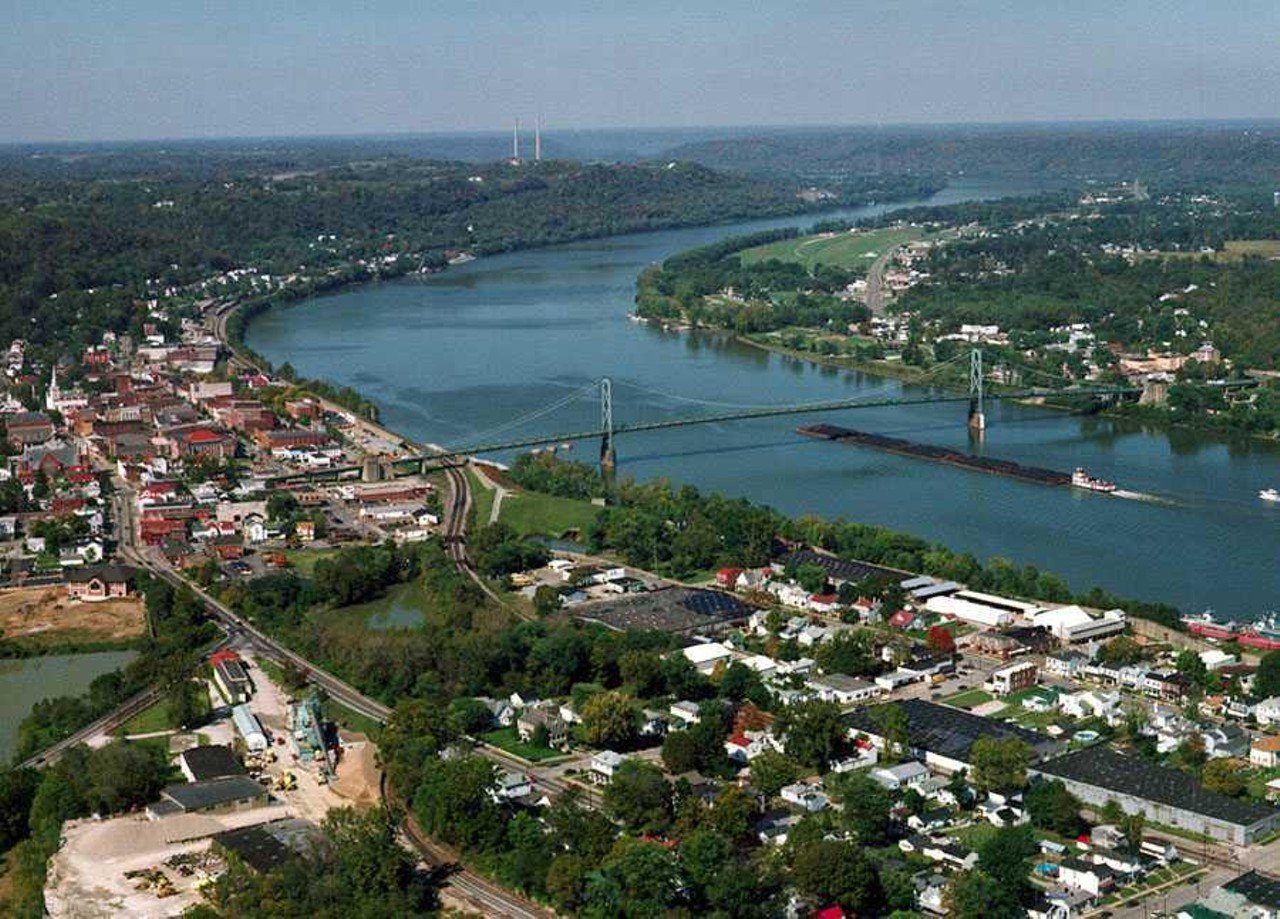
<box><xmin>846</xmin><ymin>699</ymin><xmax>1061</xmax><ymax>764</ymax></box>
<box><xmin>1036</xmin><ymin>746</ymin><xmax>1280</xmax><ymax>829</ymax></box>
<box><xmin>161</xmin><ymin>776</ymin><xmax>267</xmax><ymax>812</ymax></box>
<box><xmin>178</xmin><ymin>745</ymin><xmax>245</xmax><ymax>781</ymax></box>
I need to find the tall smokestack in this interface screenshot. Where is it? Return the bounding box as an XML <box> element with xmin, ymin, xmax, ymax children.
<box><xmin>513</xmin><ymin>118</ymin><xmax>520</xmax><ymax>161</ymax></box>
<box><xmin>535</xmin><ymin>114</ymin><xmax>542</xmax><ymax>162</ymax></box>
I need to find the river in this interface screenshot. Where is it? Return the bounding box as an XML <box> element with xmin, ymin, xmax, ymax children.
<box><xmin>246</xmin><ymin>178</ymin><xmax>1280</xmax><ymax>619</ymax></box>
<box><xmin>0</xmin><ymin>651</ymin><xmax>138</xmax><ymax>762</ymax></box>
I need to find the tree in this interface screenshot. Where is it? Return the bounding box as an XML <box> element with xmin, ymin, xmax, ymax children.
<box><xmin>1176</xmin><ymin>648</ymin><xmax>1208</xmax><ymax>687</ymax></box>
<box><xmin>1174</xmin><ymin>732</ymin><xmax>1207</xmax><ymax>772</ymax></box>
<box><xmin>662</xmin><ymin>729</ymin><xmax>701</xmax><ymax>774</ymax></box>
<box><xmin>446</xmin><ymin>697</ymin><xmax>494</xmax><ymax>736</ymax></box>
<box><xmin>604</xmin><ymin>760</ymin><xmax>673</xmax><ymax>834</ymax></box>
<box><xmin>794</xmin><ymin>563</ymin><xmax>828</xmax><ymax>595</ymax></box>
<box><xmin>748</xmin><ymin>750</ymin><xmax>800</xmax><ymax>797</ymax></box>
<box><xmin>1257</xmin><ymin>649</ymin><xmax>1280</xmax><ymax>699</ymax></box>
<box><xmin>775</xmin><ymin>700</ymin><xmax>845</xmax><ymax>770</ymax></box>
<box><xmin>533</xmin><ymin>584</ymin><xmax>562</xmax><ymax>617</ymax></box>
<box><xmin>926</xmin><ymin>624</ymin><xmax>956</xmax><ymax>654</ymax></box>
<box><xmin>944</xmin><ymin>870</ymin><xmax>1023</xmax><ymax>919</ymax></box>
<box><xmin>970</xmin><ymin>737</ymin><xmax>1032</xmax><ymax>793</ymax></box>
<box><xmin>791</xmin><ymin>839</ymin><xmax>883</xmax><ymax>914</ymax></box>
<box><xmin>977</xmin><ymin>825</ymin><xmax>1036</xmax><ymax>903</ymax></box>
<box><xmin>581</xmin><ymin>691</ymin><xmax>640</xmax><ymax>749</ymax></box>
<box><xmin>412</xmin><ymin>756</ymin><xmax>505</xmax><ymax>852</ymax></box>
<box><xmin>1203</xmin><ymin>757</ymin><xmax>1247</xmax><ymax>797</ymax></box>
<box><xmin>587</xmin><ymin>838</ymin><xmax>684</xmax><ymax>917</ymax></box>
<box><xmin>0</xmin><ymin>769</ymin><xmax>39</xmax><ymax>854</ymax></box>
<box><xmin>813</xmin><ymin>631</ymin><xmax>881</xmax><ymax>677</ymax></box>
<box><xmin>1097</xmin><ymin>635</ymin><xmax>1144</xmax><ymax>666</ymax></box>
<box><xmin>829</xmin><ymin>771</ymin><xmax>892</xmax><ymax>844</ymax></box>
<box><xmin>1025</xmin><ymin>779</ymin><xmax>1084</xmax><ymax>835</ymax></box>
<box><xmin>165</xmin><ymin>678</ymin><xmax>206</xmax><ymax>730</ymax></box>
<box><xmin>869</xmin><ymin>702</ymin><xmax>910</xmax><ymax>764</ymax></box>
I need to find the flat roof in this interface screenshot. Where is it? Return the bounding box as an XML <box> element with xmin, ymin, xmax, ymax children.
<box><xmin>577</xmin><ymin>587</ymin><xmax>752</xmax><ymax>633</ymax></box>
<box><xmin>162</xmin><ymin>776</ymin><xmax>266</xmax><ymax>812</ymax></box>
<box><xmin>214</xmin><ymin>824</ymin><xmax>293</xmax><ymax>873</ymax></box>
<box><xmin>178</xmin><ymin>745</ymin><xmax>245</xmax><ymax>782</ymax></box>
<box><xmin>775</xmin><ymin>549</ymin><xmax>900</xmax><ymax>585</ymax></box>
<box><xmin>846</xmin><ymin>698</ymin><xmax>1060</xmax><ymax>763</ymax></box>
<box><xmin>1223</xmin><ymin>870</ymin><xmax>1280</xmax><ymax>909</ymax></box>
<box><xmin>1036</xmin><ymin>747</ymin><xmax>1280</xmax><ymax>829</ymax></box>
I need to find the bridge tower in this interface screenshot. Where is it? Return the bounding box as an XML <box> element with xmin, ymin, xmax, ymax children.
<box><xmin>599</xmin><ymin>377</ymin><xmax>616</xmax><ymax>475</ymax></box>
<box><xmin>968</xmin><ymin>348</ymin><xmax>986</xmax><ymax>434</ymax></box>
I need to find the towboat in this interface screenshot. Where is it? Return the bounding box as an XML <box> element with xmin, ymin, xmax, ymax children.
<box><xmin>1071</xmin><ymin>467</ymin><xmax>1117</xmax><ymax>493</ymax></box>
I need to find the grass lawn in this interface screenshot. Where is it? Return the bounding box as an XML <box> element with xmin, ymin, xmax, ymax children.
<box><xmin>739</xmin><ymin>226</ymin><xmax>924</xmax><ymax>273</ymax></box>
<box><xmin>481</xmin><ymin>726</ymin><xmax>562</xmax><ymax>763</ymax></box>
<box><xmin>941</xmin><ymin>689</ymin><xmax>993</xmax><ymax>710</ymax></box>
<box><xmin>282</xmin><ymin>548</ymin><xmax>338</xmax><ymax>577</ymax></box>
<box><xmin>323</xmin><ymin>698</ymin><xmax>383</xmax><ymax>739</ymax></box>
<box><xmin>499</xmin><ymin>490</ymin><xmax>600</xmax><ymax>539</ymax></box>
<box><xmin>118</xmin><ymin>699</ymin><xmax>175</xmax><ymax>736</ymax></box>
<box><xmin>467</xmin><ymin>467</ymin><xmax>495</xmax><ymax>526</ymax></box>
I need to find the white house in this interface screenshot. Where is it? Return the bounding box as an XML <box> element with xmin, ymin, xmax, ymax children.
<box><xmin>682</xmin><ymin>642</ymin><xmax>734</xmax><ymax>674</ymax></box>
<box><xmin>669</xmin><ymin>700</ymin><xmax>702</xmax><ymax>726</ymax></box>
<box><xmin>494</xmin><ymin>770</ymin><xmax>533</xmax><ymax>800</ymax></box>
<box><xmin>871</xmin><ymin>761</ymin><xmax>930</xmax><ymax>792</ymax></box>
<box><xmin>1256</xmin><ymin>697</ymin><xmax>1280</xmax><ymax>727</ymax></box>
<box><xmin>780</xmin><ymin>782</ymin><xmax>830</xmax><ymax>812</ymax></box>
<box><xmin>590</xmin><ymin>751</ymin><xmax>626</xmax><ymax>785</ymax></box>
<box><xmin>806</xmin><ymin>674</ymin><xmax>880</xmax><ymax>705</ymax></box>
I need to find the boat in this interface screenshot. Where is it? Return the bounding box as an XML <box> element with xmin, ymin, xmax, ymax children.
<box><xmin>1260</xmin><ymin>488</ymin><xmax>1280</xmax><ymax>503</ymax></box>
<box><xmin>1238</xmin><ymin>613</ymin><xmax>1280</xmax><ymax>651</ymax></box>
<box><xmin>1071</xmin><ymin>467</ymin><xmax>1117</xmax><ymax>493</ymax></box>
<box><xmin>1181</xmin><ymin>609</ymin><xmax>1238</xmax><ymax>641</ymax></box>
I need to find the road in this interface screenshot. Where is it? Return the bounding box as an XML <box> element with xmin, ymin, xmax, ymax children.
<box><xmin>863</xmin><ymin>243</ymin><xmax>902</xmax><ymax>317</ymax></box>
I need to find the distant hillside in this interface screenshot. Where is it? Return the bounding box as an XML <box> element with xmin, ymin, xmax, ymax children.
<box><xmin>663</xmin><ymin>121</ymin><xmax>1280</xmax><ymax>189</ymax></box>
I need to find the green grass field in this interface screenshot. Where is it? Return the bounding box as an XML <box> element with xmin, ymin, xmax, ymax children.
<box><xmin>940</xmin><ymin>689</ymin><xmax>993</xmax><ymax>710</ymax></box>
<box><xmin>499</xmin><ymin>490</ymin><xmax>599</xmax><ymax>539</ymax></box>
<box><xmin>481</xmin><ymin>726</ymin><xmax>562</xmax><ymax>762</ymax></box>
<box><xmin>467</xmin><ymin>467</ymin><xmax>495</xmax><ymax>526</ymax></box>
<box><xmin>323</xmin><ymin>698</ymin><xmax>383</xmax><ymax>739</ymax></box>
<box><xmin>739</xmin><ymin>226</ymin><xmax>924</xmax><ymax>273</ymax></box>
<box><xmin>118</xmin><ymin>700</ymin><xmax>175</xmax><ymax>736</ymax></box>
<box><xmin>282</xmin><ymin>548</ymin><xmax>338</xmax><ymax>577</ymax></box>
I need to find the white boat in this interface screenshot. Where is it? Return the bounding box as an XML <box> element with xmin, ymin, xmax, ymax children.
<box><xmin>1261</xmin><ymin>488</ymin><xmax>1280</xmax><ymax>503</ymax></box>
<box><xmin>1071</xmin><ymin>467</ymin><xmax>1116</xmax><ymax>493</ymax></box>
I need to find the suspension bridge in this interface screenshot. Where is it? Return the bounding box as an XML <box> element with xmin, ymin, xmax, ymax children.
<box><xmin>269</xmin><ymin>349</ymin><xmax>1163</xmax><ymax>485</ymax></box>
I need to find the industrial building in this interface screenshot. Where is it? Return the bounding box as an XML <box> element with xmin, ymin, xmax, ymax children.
<box><xmin>232</xmin><ymin>703</ymin><xmax>268</xmax><ymax>752</ymax></box>
<box><xmin>212</xmin><ymin>651</ymin><xmax>253</xmax><ymax>704</ymax></box>
<box><xmin>150</xmin><ymin>776</ymin><xmax>270</xmax><ymax>816</ymax></box>
<box><xmin>845</xmin><ymin>699</ymin><xmax>1060</xmax><ymax>774</ymax></box>
<box><xmin>1034</xmin><ymin>746</ymin><xmax>1280</xmax><ymax>845</ymax></box>
<box><xmin>1027</xmin><ymin>605</ymin><xmax>1127</xmax><ymax>643</ymax></box>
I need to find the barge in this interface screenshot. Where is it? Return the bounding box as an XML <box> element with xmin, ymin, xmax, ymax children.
<box><xmin>798</xmin><ymin>423</ymin><xmax>1112</xmax><ymax>491</ymax></box>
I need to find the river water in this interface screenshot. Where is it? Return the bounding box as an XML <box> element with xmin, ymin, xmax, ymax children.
<box><xmin>247</xmin><ymin>179</ymin><xmax>1280</xmax><ymax>619</ymax></box>
<box><xmin>0</xmin><ymin>650</ymin><xmax>138</xmax><ymax>762</ymax></box>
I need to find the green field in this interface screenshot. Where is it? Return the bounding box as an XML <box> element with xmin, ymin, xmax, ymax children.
<box><xmin>940</xmin><ymin>689</ymin><xmax>993</xmax><ymax>710</ymax></box>
<box><xmin>499</xmin><ymin>490</ymin><xmax>599</xmax><ymax>539</ymax></box>
<box><xmin>468</xmin><ymin>467</ymin><xmax>496</xmax><ymax>526</ymax></box>
<box><xmin>481</xmin><ymin>726</ymin><xmax>562</xmax><ymax>762</ymax></box>
<box><xmin>282</xmin><ymin>548</ymin><xmax>338</xmax><ymax>577</ymax></box>
<box><xmin>739</xmin><ymin>226</ymin><xmax>924</xmax><ymax>273</ymax></box>
<box><xmin>323</xmin><ymin>697</ymin><xmax>383</xmax><ymax>738</ymax></box>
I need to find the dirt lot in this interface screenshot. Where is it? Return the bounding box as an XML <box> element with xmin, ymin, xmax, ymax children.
<box><xmin>0</xmin><ymin>586</ymin><xmax>145</xmax><ymax>647</ymax></box>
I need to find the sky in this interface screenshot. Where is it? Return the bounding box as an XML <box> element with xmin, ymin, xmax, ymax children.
<box><xmin>6</xmin><ymin>0</ymin><xmax>1280</xmax><ymax>143</ymax></box>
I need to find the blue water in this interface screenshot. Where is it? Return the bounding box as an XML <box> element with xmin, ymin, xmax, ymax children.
<box><xmin>247</xmin><ymin>179</ymin><xmax>1280</xmax><ymax>618</ymax></box>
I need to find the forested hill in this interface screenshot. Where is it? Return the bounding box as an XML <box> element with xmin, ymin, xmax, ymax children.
<box><xmin>0</xmin><ymin>154</ymin><xmax>852</xmax><ymax>355</ymax></box>
<box><xmin>664</xmin><ymin>121</ymin><xmax>1280</xmax><ymax>188</ymax></box>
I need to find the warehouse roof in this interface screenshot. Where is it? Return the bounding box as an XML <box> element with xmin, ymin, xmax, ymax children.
<box><xmin>214</xmin><ymin>824</ymin><xmax>293</xmax><ymax>873</ymax></box>
<box><xmin>178</xmin><ymin>745</ymin><xmax>245</xmax><ymax>782</ymax></box>
<box><xmin>846</xmin><ymin>698</ymin><xmax>1060</xmax><ymax>763</ymax></box>
<box><xmin>161</xmin><ymin>776</ymin><xmax>267</xmax><ymax>812</ymax></box>
<box><xmin>1223</xmin><ymin>870</ymin><xmax>1280</xmax><ymax>909</ymax></box>
<box><xmin>1036</xmin><ymin>747</ymin><xmax>1279</xmax><ymax>828</ymax></box>
<box><xmin>775</xmin><ymin>549</ymin><xmax>899</xmax><ymax>585</ymax></box>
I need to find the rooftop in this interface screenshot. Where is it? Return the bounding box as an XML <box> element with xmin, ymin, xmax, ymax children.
<box><xmin>214</xmin><ymin>824</ymin><xmax>293</xmax><ymax>873</ymax></box>
<box><xmin>775</xmin><ymin>548</ymin><xmax>899</xmax><ymax>585</ymax></box>
<box><xmin>178</xmin><ymin>745</ymin><xmax>245</xmax><ymax>782</ymax></box>
<box><xmin>1223</xmin><ymin>870</ymin><xmax>1280</xmax><ymax>910</ymax></box>
<box><xmin>161</xmin><ymin>776</ymin><xmax>267</xmax><ymax>812</ymax></box>
<box><xmin>1036</xmin><ymin>746</ymin><xmax>1280</xmax><ymax>829</ymax></box>
<box><xmin>846</xmin><ymin>699</ymin><xmax>1061</xmax><ymax>764</ymax></box>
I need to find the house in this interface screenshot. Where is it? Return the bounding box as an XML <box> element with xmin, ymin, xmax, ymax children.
<box><xmin>212</xmin><ymin>651</ymin><xmax>253</xmax><ymax>704</ymax></box>
<box><xmin>919</xmin><ymin>838</ymin><xmax>979</xmax><ymax>871</ymax></box>
<box><xmin>682</xmin><ymin>641</ymin><xmax>734</xmax><ymax>674</ymax></box>
<box><xmin>914</xmin><ymin>873</ymin><xmax>948</xmax><ymax>915</ymax></box>
<box><xmin>985</xmin><ymin>660</ymin><xmax>1038</xmax><ymax>696</ymax></box>
<box><xmin>590</xmin><ymin>750</ymin><xmax>626</xmax><ymax>785</ymax></box>
<box><xmin>64</xmin><ymin>563</ymin><xmax>136</xmax><ymax>601</ymax></box>
<box><xmin>670</xmin><ymin>700</ymin><xmax>702</xmax><ymax>726</ymax></box>
<box><xmin>1256</xmin><ymin>697</ymin><xmax>1280</xmax><ymax>727</ymax></box>
<box><xmin>1057</xmin><ymin>858</ymin><xmax>1116</xmax><ymax>897</ymax></box>
<box><xmin>478</xmin><ymin>696</ymin><xmax>515</xmax><ymax>727</ymax></box>
<box><xmin>1202</xmin><ymin>724</ymin><xmax>1250</xmax><ymax>760</ymax></box>
<box><xmin>871</xmin><ymin>761</ymin><xmax>931</xmax><ymax>792</ymax></box>
<box><xmin>1059</xmin><ymin>690</ymin><xmax>1122</xmax><ymax>724</ymax></box>
<box><xmin>907</xmin><ymin>809</ymin><xmax>954</xmax><ymax>834</ymax></box>
<box><xmin>516</xmin><ymin>701</ymin><xmax>569</xmax><ymax>749</ymax></box>
<box><xmin>780</xmin><ymin>782</ymin><xmax>830</xmax><ymax>812</ymax></box>
<box><xmin>1252</xmin><ymin>736</ymin><xmax>1280</xmax><ymax>769</ymax></box>
<box><xmin>493</xmin><ymin>770</ymin><xmax>533</xmax><ymax>801</ymax></box>
<box><xmin>755</xmin><ymin>811</ymin><xmax>802</xmax><ymax>846</ymax></box>
<box><xmin>1045</xmin><ymin>650</ymin><xmax>1089</xmax><ymax>679</ymax></box>
<box><xmin>806</xmin><ymin>673</ymin><xmax>880</xmax><ymax>705</ymax></box>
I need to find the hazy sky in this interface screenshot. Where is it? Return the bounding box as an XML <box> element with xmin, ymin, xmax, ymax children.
<box><xmin>6</xmin><ymin>0</ymin><xmax>1280</xmax><ymax>142</ymax></box>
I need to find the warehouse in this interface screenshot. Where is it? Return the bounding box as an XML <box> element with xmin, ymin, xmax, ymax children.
<box><xmin>845</xmin><ymin>699</ymin><xmax>1060</xmax><ymax>774</ymax></box>
<box><xmin>1028</xmin><ymin>605</ymin><xmax>1127</xmax><ymax>643</ymax></box>
<box><xmin>232</xmin><ymin>703</ymin><xmax>268</xmax><ymax>752</ymax></box>
<box><xmin>1034</xmin><ymin>746</ymin><xmax>1280</xmax><ymax>845</ymax></box>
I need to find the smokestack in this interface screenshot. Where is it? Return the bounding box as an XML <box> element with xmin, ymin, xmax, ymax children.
<box><xmin>512</xmin><ymin>118</ymin><xmax>520</xmax><ymax>161</ymax></box>
<box><xmin>535</xmin><ymin>114</ymin><xmax>542</xmax><ymax>162</ymax></box>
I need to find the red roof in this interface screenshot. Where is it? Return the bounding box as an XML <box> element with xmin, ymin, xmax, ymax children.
<box><xmin>810</xmin><ymin>593</ymin><xmax>838</xmax><ymax>604</ymax></box>
<box><xmin>813</xmin><ymin>908</ymin><xmax>846</xmax><ymax>919</ymax></box>
<box><xmin>888</xmin><ymin>609</ymin><xmax>915</xmax><ymax>628</ymax></box>
<box><xmin>210</xmin><ymin>649</ymin><xmax>242</xmax><ymax>665</ymax></box>
<box><xmin>184</xmin><ymin>429</ymin><xmax>226</xmax><ymax>444</ymax></box>
<box><xmin>726</xmin><ymin>733</ymin><xmax>750</xmax><ymax>748</ymax></box>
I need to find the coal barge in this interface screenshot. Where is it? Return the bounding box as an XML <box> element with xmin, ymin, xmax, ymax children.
<box><xmin>798</xmin><ymin>423</ymin><xmax>1072</xmax><ymax>487</ymax></box>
